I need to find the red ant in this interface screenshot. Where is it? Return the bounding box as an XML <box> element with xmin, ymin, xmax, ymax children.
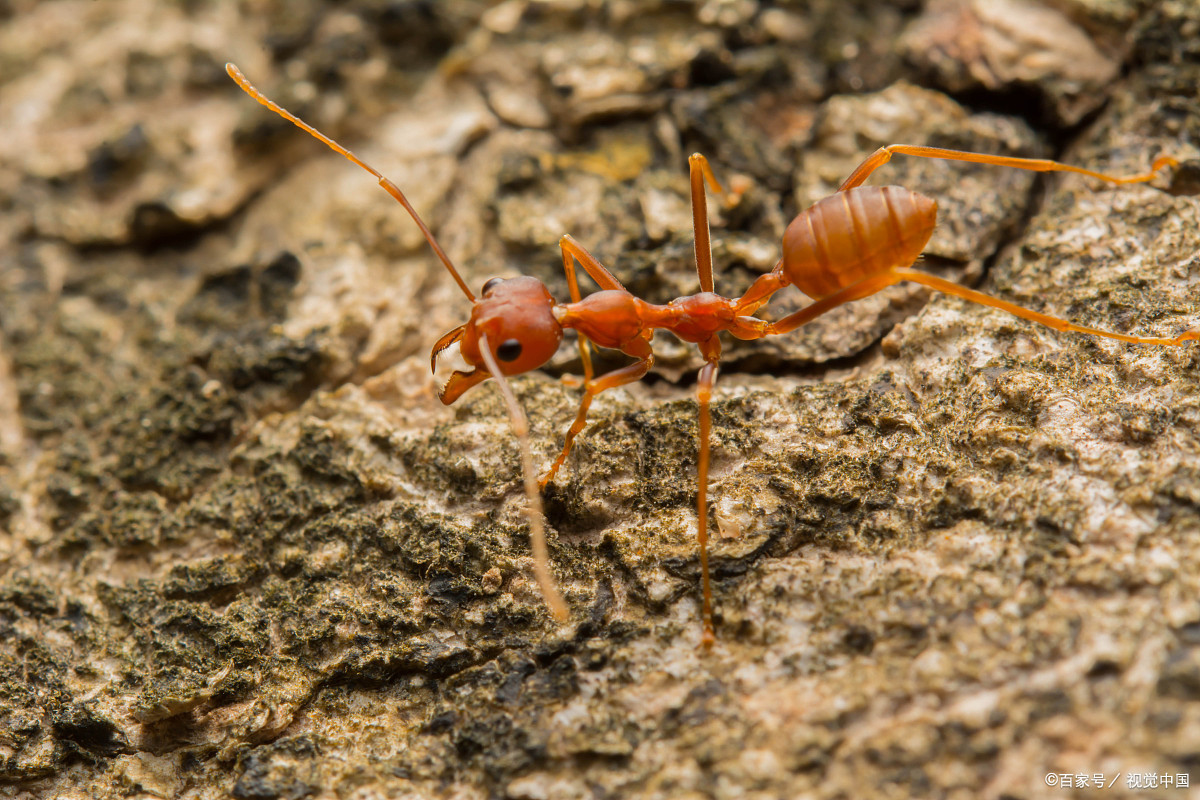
<box><xmin>227</xmin><ymin>63</ymin><xmax>1192</xmax><ymax>648</ymax></box>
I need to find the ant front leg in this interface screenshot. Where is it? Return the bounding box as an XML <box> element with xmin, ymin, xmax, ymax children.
<box><xmin>538</xmin><ymin>338</ymin><xmax>655</xmax><ymax>489</ymax></box>
<box><xmin>558</xmin><ymin>235</ymin><xmax>629</xmax><ymax>386</ymax></box>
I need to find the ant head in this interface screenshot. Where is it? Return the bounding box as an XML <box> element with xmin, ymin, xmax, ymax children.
<box><xmin>432</xmin><ymin>275</ymin><xmax>563</xmax><ymax>404</ymax></box>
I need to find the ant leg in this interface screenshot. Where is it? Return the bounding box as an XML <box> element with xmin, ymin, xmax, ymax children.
<box><xmin>734</xmin><ymin>260</ymin><xmax>789</xmax><ymax>316</ymax></box>
<box><xmin>539</xmin><ymin>340</ymin><xmax>655</xmax><ymax>488</ymax></box>
<box><xmin>838</xmin><ymin>144</ymin><xmax>1178</xmax><ymax>192</ymax></box>
<box><xmin>760</xmin><ymin>267</ymin><xmax>1198</xmax><ymax>346</ymax></box>
<box><xmin>560</xmin><ymin>238</ymin><xmax>598</xmax><ymax>384</ymax></box>
<box><xmin>689</xmin><ymin>154</ymin><xmax>724</xmax><ymax>293</ymax></box>
<box><xmin>889</xmin><ymin>269</ymin><xmax>1199</xmax><ymax>346</ymax></box>
<box><xmin>559</xmin><ymin>235</ymin><xmax>629</xmax><ymax>385</ymax></box>
<box><xmin>560</xmin><ymin>235</ymin><xmax>626</xmax><ymax>291</ymax></box>
<box><xmin>695</xmin><ymin>337</ymin><xmax>722</xmax><ymax>649</ymax></box>
<box><xmin>764</xmin><ymin>272</ymin><xmax>905</xmax><ymax>335</ymax></box>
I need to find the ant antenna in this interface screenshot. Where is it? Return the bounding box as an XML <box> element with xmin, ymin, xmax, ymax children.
<box><xmin>477</xmin><ymin>333</ymin><xmax>569</xmax><ymax>622</ymax></box>
<box><xmin>225</xmin><ymin>63</ymin><xmax>476</xmax><ymax>301</ymax></box>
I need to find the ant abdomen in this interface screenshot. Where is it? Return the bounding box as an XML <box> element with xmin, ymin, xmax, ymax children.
<box><xmin>783</xmin><ymin>186</ymin><xmax>937</xmax><ymax>298</ymax></box>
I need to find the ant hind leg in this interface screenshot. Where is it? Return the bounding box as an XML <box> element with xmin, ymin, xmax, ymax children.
<box><xmin>837</xmin><ymin>144</ymin><xmax>1177</xmax><ymax>192</ymax></box>
<box><xmin>890</xmin><ymin>268</ymin><xmax>1199</xmax><ymax>346</ymax></box>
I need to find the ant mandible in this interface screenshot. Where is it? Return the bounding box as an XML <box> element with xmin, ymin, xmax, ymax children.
<box><xmin>227</xmin><ymin>63</ymin><xmax>1193</xmax><ymax>648</ymax></box>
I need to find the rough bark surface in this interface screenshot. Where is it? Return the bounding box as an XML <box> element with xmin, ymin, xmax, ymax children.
<box><xmin>1</xmin><ymin>1</ymin><xmax>1199</xmax><ymax>799</ymax></box>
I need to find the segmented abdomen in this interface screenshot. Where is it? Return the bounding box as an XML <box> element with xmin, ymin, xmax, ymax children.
<box><xmin>782</xmin><ymin>186</ymin><xmax>938</xmax><ymax>299</ymax></box>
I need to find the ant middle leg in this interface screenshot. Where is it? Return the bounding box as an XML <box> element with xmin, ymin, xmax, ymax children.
<box><xmin>694</xmin><ymin>336</ymin><xmax>722</xmax><ymax>648</ymax></box>
<box><xmin>688</xmin><ymin>154</ymin><xmax>725</xmax><ymax>294</ymax></box>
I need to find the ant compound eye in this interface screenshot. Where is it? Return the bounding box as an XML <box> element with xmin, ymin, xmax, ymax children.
<box><xmin>482</xmin><ymin>277</ymin><xmax>503</xmax><ymax>295</ymax></box>
<box><xmin>496</xmin><ymin>338</ymin><xmax>523</xmax><ymax>362</ymax></box>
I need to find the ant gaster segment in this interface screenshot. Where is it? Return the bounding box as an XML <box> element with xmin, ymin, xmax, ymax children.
<box><xmin>228</xmin><ymin>63</ymin><xmax>1194</xmax><ymax>648</ymax></box>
